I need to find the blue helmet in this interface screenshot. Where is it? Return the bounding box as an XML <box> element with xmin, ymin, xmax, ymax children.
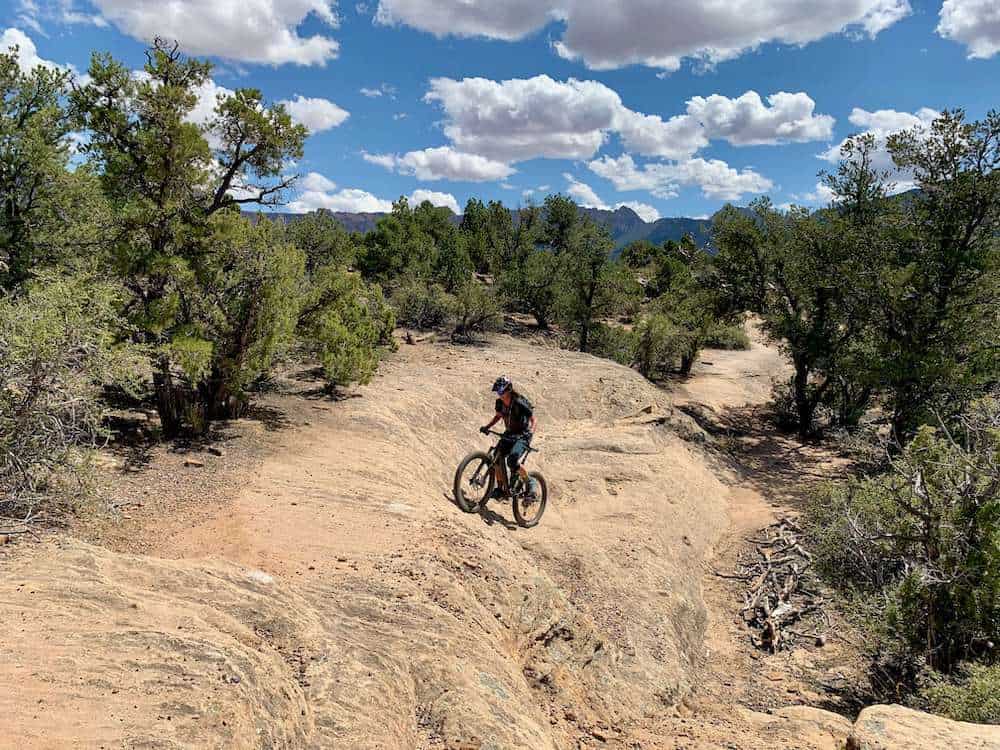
<box><xmin>491</xmin><ymin>375</ymin><xmax>512</xmax><ymax>395</ymax></box>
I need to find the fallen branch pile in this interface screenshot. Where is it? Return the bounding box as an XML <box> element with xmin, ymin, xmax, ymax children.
<box><xmin>0</xmin><ymin>500</ymin><xmax>39</xmax><ymax>539</ymax></box>
<box><xmin>718</xmin><ymin>517</ymin><xmax>830</xmax><ymax>652</ymax></box>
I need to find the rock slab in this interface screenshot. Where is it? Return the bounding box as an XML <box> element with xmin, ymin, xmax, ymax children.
<box><xmin>848</xmin><ymin>704</ymin><xmax>1000</xmax><ymax>750</ymax></box>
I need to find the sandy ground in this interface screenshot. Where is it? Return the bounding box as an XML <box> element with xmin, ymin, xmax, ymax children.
<box><xmin>0</xmin><ymin>327</ymin><xmax>858</xmax><ymax>749</ymax></box>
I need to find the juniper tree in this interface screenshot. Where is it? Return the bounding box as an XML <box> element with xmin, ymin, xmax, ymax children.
<box><xmin>0</xmin><ymin>48</ymin><xmax>101</xmax><ymax>290</ymax></box>
<box><xmin>557</xmin><ymin>217</ymin><xmax>639</xmax><ymax>352</ymax></box>
<box><xmin>70</xmin><ymin>40</ymin><xmax>308</xmax><ymax>434</ymax></box>
<box><xmin>876</xmin><ymin>110</ymin><xmax>1000</xmax><ymax>440</ymax></box>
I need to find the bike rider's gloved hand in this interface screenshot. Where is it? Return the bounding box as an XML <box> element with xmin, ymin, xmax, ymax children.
<box><xmin>479</xmin><ymin>425</ymin><xmax>490</xmax><ymax>435</ymax></box>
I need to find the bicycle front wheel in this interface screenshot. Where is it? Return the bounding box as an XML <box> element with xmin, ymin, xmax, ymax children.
<box><xmin>453</xmin><ymin>452</ymin><xmax>495</xmax><ymax>513</ymax></box>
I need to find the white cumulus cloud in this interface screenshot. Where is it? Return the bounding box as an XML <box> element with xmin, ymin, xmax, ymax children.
<box><xmin>790</xmin><ymin>181</ymin><xmax>838</xmax><ymax>206</ymax></box>
<box><xmin>686</xmin><ymin>90</ymin><xmax>835</xmax><ymax>145</ymax></box>
<box><xmin>1</xmin><ymin>27</ymin><xmax>85</xmax><ymax>79</ymax></box>
<box><xmin>819</xmin><ymin>107</ymin><xmax>939</xmax><ymax>167</ymax></box>
<box><xmin>818</xmin><ymin>106</ymin><xmax>940</xmax><ymax>190</ymax></box>
<box><xmin>375</xmin><ymin>0</ymin><xmax>553</xmax><ymax>41</ymax></box>
<box><xmin>364</xmin><ymin>146</ymin><xmax>515</xmax><ymax>182</ymax></box>
<box><xmin>298</xmin><ymin>172</ymin><xmax>338</xmax><ymax>192</ymax></box>
<box><xmin>287</xmin><ymin>177</ymin><xmax>460</xmax><ymax>214</ymax></box>
<box><xmin>847</xmin><ymin>106</ymin><xmax>941</xmax><ymax>134</ymax></box>
<box><xmin>14</xmin><ymin>1</ymin><xmax>108</xmax><ymax>32</ymax></box>
<box><xmin>289</xmin><ymin>187</ymin><xmax>393</xmax><ymax>213</ymax></box>
<box><xmin>424</xmin><ymin>75</ymin><xmax>833</xmax><ymax>164</ymax></box>
<box><xmin>613</xmin><ymin>108</ymin><xmax>709</xmax><ymax>161</ymax></box>
<box><xmin>938</xmin><ymin>0</ymin><xmax>1000</xmax><ymax>59</ymax></box>
<box><xmin>562</xmin><ymin>176</ymin><xmax>662</xmax><ymax>220</ymax></box>
<box><xmin>589</xmin><ymin>153</ymin><xmax>773</xmax><ymax>202</ymax></box>
<box><xmin>425</xmin><ymin>75</ymin><xmax>620</xmax><ymax>162</ymax></box>
<box><xmin>376</xmin><ymin>0</ymin><xmax>909</xmax><ymax>71</ymax></box>
<box><xmin>563</xmin><ymin>173</ymin><xmax>608</xmax><ymax>208</ymax></box>
<box><xmin>359</xmin><ymin>82</ymin><xmax>397</xmax><ymax>97</ymax></box>
<box><xmin>88</xmin><ymin>0</ymin><xmax>340</xmax><ymax>66</ymax></box>
<box><xmin>2</xmin><ymin>27</ymin><xmax>54</xmax><ymax>73</ymax></box>
<box><xmin>667</xmin><ymin>158</ymin><xmax>775</xmax><ymax>201</ymax></box>
<box><xmin>281</xmin><ymin>94</ymin><xmax>349</xmax><ymax>133</ymax></box>
<box><xmin>188</xmin><ymin>78</ymin><xmax>235</xmax><ymax>126</ymax></box>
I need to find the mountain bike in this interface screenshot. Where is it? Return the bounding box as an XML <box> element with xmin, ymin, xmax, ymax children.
<box><xmin>453</xmin><ymin>430</ymin><xmax>548</xmax><ymax>528</ymax></box>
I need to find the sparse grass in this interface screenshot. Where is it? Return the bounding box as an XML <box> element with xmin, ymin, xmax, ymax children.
<box><xmin>918</xmin><ymin>664</ymin><xmax>1000</xmax><ymax>724</ymax></box>
<box><xmin>705</xmin><ymin>323</ymin><xmax>751</xmax><ymax>350</ymax></box>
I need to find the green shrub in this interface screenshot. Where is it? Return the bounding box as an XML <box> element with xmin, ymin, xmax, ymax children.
<box><xmin>804</xmin><ymin>402</ymin><xmax>1000</xmax><ymax>675</ymax></box>
<box><xmin>391</xmin><ymin>279</ymin><xmax>454</xmax><ymax>330</ymax></box>
<box><xmin>451</xmin><ymin>283</ymin><xmax>501</xmax><ymax>343</ymax></box>
<box><xmin>705</xmin><ymin>323</ymin><xmax>751</xmax><ymax>350</ymax></box>
<box><xmin>497</xmin><ymin>249</ymin><xmax>561</xmax><ymax>329</ymax></box>
<box><xmin>803</xmin><ymin>478</ymin><xmax>906</xmax><ymax>590</ymax></box>
<box><xmin>148</xmin><ymin>214</ymin><xmax>306</xmax><ymax>433</ymax></box>
<box><xmin>633</xmin><ymin>313</ymin><xmax>691</xmax><ymax>380</ymax></box>
<box><xmin>367</xmin><ymin>283</ymin><xmax>398</xmax><ymax>349</ymax></box>
<box><xmin>619</xmin><ymin>240</ymin><xmax>660</xmax><ymax>269</ymax></box>
<box><xmin>918</xmin><ymin>664</ymin><xmax>1000</xmax><ymax>724</ymax></box>
<box><xmin>0</xmin><ymin>273</ymin><xmax>145</xmax><ymax>515</ymax></box>
<box><xmin>434</xmin><ymin>235</ymin><xmax>474</xmax><ymax>292</ymax></box>
<box><xmin>283</xmin><ymin>211</ymin><xmax>356</xmax><ymax>271</ymax></box>
<box><xmin>586</xmin><ymin>323</ymin><xmax>638</xmax><ymax>367</ymax></box>
<box><xmin>298</xmin><ymin>267</ymin><xmax>396</xmax><ymax>388</ymax></box>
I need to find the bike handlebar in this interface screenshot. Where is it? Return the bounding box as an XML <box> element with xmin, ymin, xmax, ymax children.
<box><xmin>482</xmin><ymin>429</ymin><xmax>538</xmax><ymax>452</ymax></box>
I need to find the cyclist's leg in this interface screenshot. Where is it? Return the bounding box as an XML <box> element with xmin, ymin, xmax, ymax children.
<box><xmin>496</xmin><ymin>436</ymin><xmax>515</xmax><ymax>491</ymax></box>
<box><xmin>507</xmin><ymin>436</ymin><xmax>529</xmax><ymax>488</ymax></box>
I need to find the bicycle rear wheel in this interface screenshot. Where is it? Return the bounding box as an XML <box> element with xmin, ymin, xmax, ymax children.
<box><xmin>512</xmin><ymin>472</ymin><xmax>547</xmax><ymax>528</ymax></box>
<box><xmin>453</xmin><ymin>452</ymin><xmax>495</xmax><ymax>513</ymax></box>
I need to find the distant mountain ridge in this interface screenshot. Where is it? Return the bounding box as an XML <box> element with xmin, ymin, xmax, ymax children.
<box><xmin>578</xmin><ymin>206</ymin><xmax>714</xmax><ymax>252</ymax></box>
<box><xmin>251</xmin><ymin>204</ymin><xmax>718</xmax><ymax>253</ymax></box>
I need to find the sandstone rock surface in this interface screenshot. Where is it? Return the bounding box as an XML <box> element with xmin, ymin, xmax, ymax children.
<box><xmin>849</xmin><ymin>704</ymin><xmax>1000</xmax><ymax>750</ymax></box>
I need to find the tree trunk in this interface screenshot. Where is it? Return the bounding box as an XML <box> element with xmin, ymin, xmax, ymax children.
<box><xmin>679</xmin><ymin>352</ymin><xmax>695</xmax><ymax>376</ymax></box>
<box><xmin>199</xmin><ymin>368</ymin><xmax>249</xmax><ymax>422</ymax></box>
<box><xmin>579</xmin><ymin>322</ymin><xmax>590</xmax><ymax>353</ymax></box>
<box><xmin>834</xmin><ymin>382</ymin><xmax>873</xmax><ymax>428</ymax></box>
<box><xmin>153</xmin><ymin>365</ymin><xmax>203</xmax><ymax>438</ymax></box>
<box><xmin>890</xmin><ymin>408</ymin><xmax>915</xmax><ymax>447</ymax></box>
<box><xmin>793</xmin><ymin>363</ymin><xmax>814</xmax><ymax>438</ymax></box>
<box><xmin>154</xmin><ymin>362</ymin><xmax>247</xmax><ymax>437</ymax></box>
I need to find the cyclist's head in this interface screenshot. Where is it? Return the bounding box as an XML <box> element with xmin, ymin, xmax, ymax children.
<box><xmin>492</xmin><ymin>375</ymin><xmax>513</xmax><ymax>397</ymax></box>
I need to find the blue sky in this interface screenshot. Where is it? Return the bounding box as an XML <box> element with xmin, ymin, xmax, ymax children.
<box><xmin>3</xmin><ymin>0</ymin><xmax>999</xmax><ymax>220</ymax></box>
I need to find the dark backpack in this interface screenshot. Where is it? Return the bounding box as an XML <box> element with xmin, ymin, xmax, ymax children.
<box><xmin>509</xmin><ymin>394</ymin><xmax>533</xmax><ymax>433</ymax></box>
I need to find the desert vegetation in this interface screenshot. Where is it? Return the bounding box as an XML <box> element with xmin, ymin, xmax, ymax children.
<box><xmin>710</xmin><ymin>111</ymin><xmax>1000</xmax><ymax>719</ymax></box>
<box><xmin>1</xmin><ymin>41</ymin><xmax>397</xmax><ymax>523</ymax></box>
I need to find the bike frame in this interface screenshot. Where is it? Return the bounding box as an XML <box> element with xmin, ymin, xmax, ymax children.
<box><xmin>481</xmin><ymin>430</ymin><xmax>533</xmax><ymax>497</ymax></box>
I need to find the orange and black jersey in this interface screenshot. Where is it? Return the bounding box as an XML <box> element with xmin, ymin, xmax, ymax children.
<box><xmin>495</xmin><ymin>393</ymin><xmax>533</xmax><ymax>434</ymax></box>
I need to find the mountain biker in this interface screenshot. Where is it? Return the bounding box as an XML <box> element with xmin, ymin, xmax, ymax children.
<box><xmin>480</xmin><ymin>376</ymin><xmax>538</xmax><ymax>500</ymax></box>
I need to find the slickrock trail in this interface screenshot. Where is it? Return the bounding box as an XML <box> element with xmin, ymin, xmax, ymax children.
<box><xmin>0</xmin><ymin>331</ymin><xmax>853</xmax><ymax>749</ymax></box>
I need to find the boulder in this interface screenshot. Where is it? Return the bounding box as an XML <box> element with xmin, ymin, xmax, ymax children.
<box><xmin>848</xmin><ymin>704</ymin><xmax>1000</xmax><ymax>749</ymax></box>
<box><xmin>775</xmin><ymin>705</ymin><xmax>854</xmax><ymax>743</ymax></box>
<box><xmin>736</xmin><ymin>705</ymin><xmax>852</xmax><ymax>750</ymax></box>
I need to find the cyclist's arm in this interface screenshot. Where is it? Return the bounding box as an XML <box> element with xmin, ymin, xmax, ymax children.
<box><xmin>529</xmin><ymin>414</ymin><xmax>537</xmax><ymax>433</ymax></box>
<box><xmin>483</xmin><ymin>412</ymin><xmax>503</xmax><ymax>430</ymax></box>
